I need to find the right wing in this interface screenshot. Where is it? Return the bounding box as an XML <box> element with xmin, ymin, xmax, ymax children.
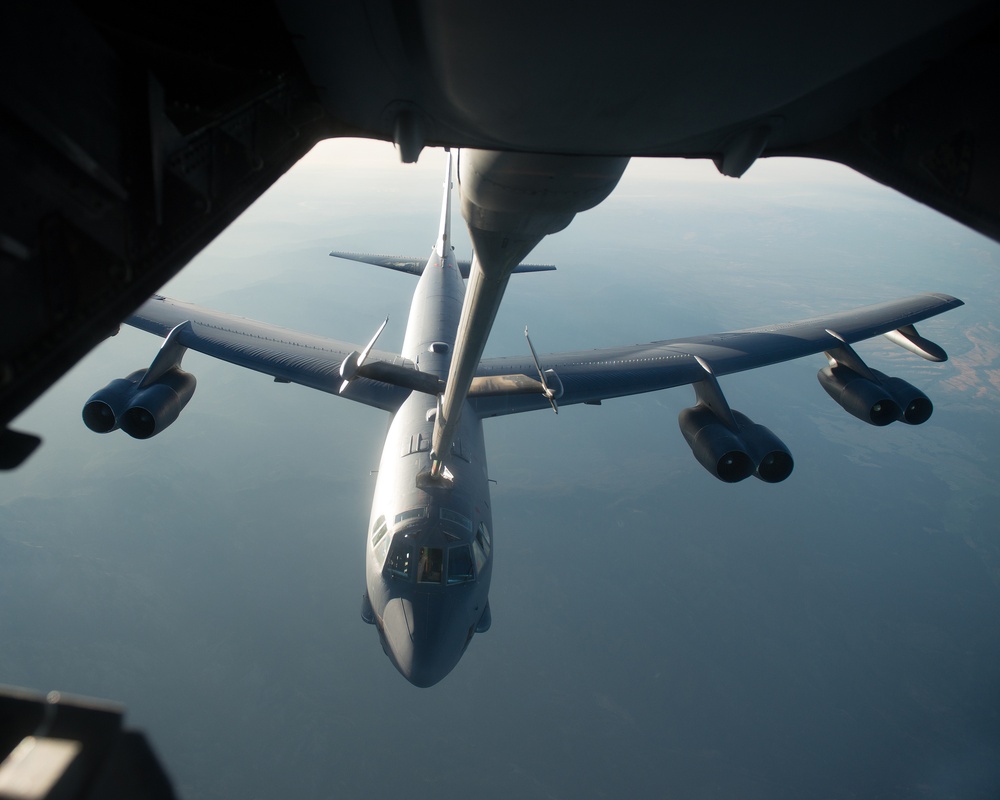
<box><xmin>469</xmin><ymin>293</ymin><xmax>964</xmax><ymax>417</ymax></box>
<box><xmin>127</xmin><ymin>295</ymin><xmax>414</xmax><ymax>412</ymax></box>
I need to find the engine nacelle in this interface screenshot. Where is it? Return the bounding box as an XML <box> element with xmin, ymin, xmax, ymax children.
<box><xmin>82</xmin><ymin>370</ymin><xmax>147</xmax><ymax>433</ymax></box>
<box><xmin>871</xmin><ymin>369</ymin><xmax>933</xmax><ymax>425</ymax></box>
<box><xmin>678</xmin><ymin>406</ymin><xmax>755</xmax><ymax>483</ymax></box>
<box><xmin>119</xmin><ymin>368</ymin><xmax>197</xmax><ymax>439</ymax></box>
<box><xmin>817</xmin><ymin>365</ymin><xmax>900</xmax><ymax>426</ymax></box>
<box><xmin>679</xmin><ymin>406</ymin><xmax>794</xmax><ymax>484</ymax></box>
<box><xmin>730</xmin><ymin>410</ymin><xmax>794</xmax><ymax>483</ymax></box>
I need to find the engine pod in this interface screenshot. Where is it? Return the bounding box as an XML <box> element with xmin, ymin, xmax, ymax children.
<box><xmin>678</xmin><ymin>406</ymin><xmax>754</xmax><ymax>483</ymax></box>
<box><xmin>817</xmin><ymin>365</ymin><xmax>899</xmax><ymax>426</ymax></box>
<box><xmin>871</xmin><ymin>370</ymin><xmax>933</xmax><ymax>425</ymax></box>
<box><xmin>120</xmin><ymin>368</ymin><xmax>197</xmax><ymax>439</ymax></box>
<box><xmin>731</xmin><ymin>410</ymin><xmax>793</xmax><ymax>483</ymax></box>
<box><xmin>82</xmin><ymin>369</ymin><xmax>146</xmax><ymax>433</ymax></box>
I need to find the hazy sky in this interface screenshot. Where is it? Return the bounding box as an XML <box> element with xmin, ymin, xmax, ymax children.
<box><xmin>2</xmin><ymin>140</ymin><xmax>999</xmax><ymax>800</ymax></box>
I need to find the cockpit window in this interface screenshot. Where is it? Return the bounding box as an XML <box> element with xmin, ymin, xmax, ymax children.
<box><xmin>440</xmin><ymin>507</ymin><xmax>473</xmax><ymax>532</ymax></box>
<box><xmin>371</xmin><ymin>515</ymin><xmax>390</xmax><ymax>565</ymax></box>
<box><xmin>447</xmin><ymin>545</ymin><xmax>475</xmax><ymax>584</ymax></box>
<box><xmin>371</xmin><ymin>516</ymin><xmax>388</xmax><ymax>546</ymax></box>
<box><xmin>395</xmin><ymin>507</ymin><xmax>427</xmax><ymax>525</ymax></box>
<box><xmin>473</xmin><ymin>522</ymin><xmax>492</xmax><ymax>572</ymax></box>
<box><xmin>386</xmin><ymin>540</ymin><xmax>414</xmax><ymax>579</ymax></box>
<box><xmin>417</xmin><ymin>547</ymin><xmax>443</xmax><ymax>583</ymax></box>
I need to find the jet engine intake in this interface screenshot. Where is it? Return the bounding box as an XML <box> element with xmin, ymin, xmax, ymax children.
<box><xmin>730</xmin><ymin>411</ymin><xmax>794</xmax><ymax>483</ymax></box>
<box><xmin>678</xmin><ymin>406</ymin><xmax>794</xmax><ymax>484</ymax></box>
<box><xmin>678</xmin><ymin>406</ymin><xmax>755</xmax><ymax>483</ymax></box>
<box><xmin>817</xmin><ymin>365</ymin><xmax>931</xmax><ymax>426</ymax></box>
<box><xmin>871</xmin><ymin>369</ymin><xmax>933</xmax><ymax>425</ymax></box>
<box><xmin>119</xmin><ymin>368</ymin><xmax>197</xmax><ymax>439</ymax></box>
<box><xmin>82</xmin><ymin>370</ymin><xmax>147</xmax><ymax>433</ymax></box>
<box><xmin>817</xmin><ymin>365</ymin><xmax>899</xmax><ymax>426</ymax></box>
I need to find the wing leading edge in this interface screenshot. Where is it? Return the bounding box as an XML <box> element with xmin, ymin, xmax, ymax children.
<box><xmin>470</xmin><ymin>293</ymin><xmax>963</xmax><ymax>417</ymax></box>
<box><xmin>124</xmin><ymin>292</ymin><xmax>962</xmax><ymax>419</ymax></box>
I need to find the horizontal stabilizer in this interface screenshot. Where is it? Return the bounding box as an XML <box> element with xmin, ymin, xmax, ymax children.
<box><xmin>329</xmin><ymin>251</ymin><xmax>555</xmax><ymax>278</ymax></box>
<box><xmin>330</xmin><ymin>252</ymin><xmax>424</xmax><ymax>275</ymax></box>
<box><xmin>497</xmin><ymin>262</ymin><xmax>556</xmax><ymax>276</ymax></box>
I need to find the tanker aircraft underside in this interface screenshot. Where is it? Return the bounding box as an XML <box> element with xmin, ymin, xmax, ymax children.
<box><xmin>83</xmin><ymin>151</ymin><xmax>962</xmax><ymax>686</ymax></box>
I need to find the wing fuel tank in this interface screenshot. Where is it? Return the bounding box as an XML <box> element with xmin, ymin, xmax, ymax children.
<box><xmin>883</xmin><ymin>325</ymin><xmax>949</xmax><ymax>362</ymax></box>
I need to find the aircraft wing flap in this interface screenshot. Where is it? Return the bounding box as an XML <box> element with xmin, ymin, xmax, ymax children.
<box><xmin>127</xmin><ymin>295</ymin><xmax>412</xmax><ymax>412</ymax></box>
<box><xmin>470</xmin><ymin>292</ymin><xmax>963</xmax><ymax>417</ymax></box>
<box><xmin>468</xmin><ymin>373</ymin><xmax>547</xmax><ymax>396</ymax></box>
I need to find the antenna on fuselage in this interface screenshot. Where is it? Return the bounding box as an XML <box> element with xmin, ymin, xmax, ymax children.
<box><xmin>434</xmin><ymin>150</ymin><xmax>454</xmax><ymax>260</ymax></box>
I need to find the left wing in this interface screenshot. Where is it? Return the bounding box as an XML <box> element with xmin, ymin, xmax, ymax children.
<box><xmin>469</xmin><ymin>293</ymin><xmax>963</xmax><ymax>417</ymax></box>
<box><xmin>127</xmin><ymin>295</ymin><xmax>413</xmax><ymax>412</ymax></box>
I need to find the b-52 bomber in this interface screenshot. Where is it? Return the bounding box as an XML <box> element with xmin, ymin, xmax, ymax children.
<box><xmin>83</xmin><ymin>152</ymin><xmax>962</xmax><ymax>686</ymax></box>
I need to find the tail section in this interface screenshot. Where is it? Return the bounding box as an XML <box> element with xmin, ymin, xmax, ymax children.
<box><xmin>435</xmin><ymin>150</ymin><xmax>454</xmax><ymax>260</ymax></box>
<box><xmin>328</xmin><ymin>149</ymin><xmax>555</xmax><ymax>277</ymax></box>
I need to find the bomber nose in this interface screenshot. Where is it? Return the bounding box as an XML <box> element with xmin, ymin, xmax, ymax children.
<box><xmin>381</xmin><ymin>596</ymin><xmax>461</xmax><ymax>688</ymax></box>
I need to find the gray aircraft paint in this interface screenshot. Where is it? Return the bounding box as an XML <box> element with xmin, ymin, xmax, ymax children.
<box><xmin>5</xmin><ymin>143</ymin><xmax>998</xmax><ymax>800</ymax></box>
<box><xmin>81</xmin><ymin>149</ymin><xmax>962</xmax><ymax>688</ymax></box>
<box><xmin>364</xmin><ymin>157</ymin><xmax>494</xmax><ymax>686</ymax></box>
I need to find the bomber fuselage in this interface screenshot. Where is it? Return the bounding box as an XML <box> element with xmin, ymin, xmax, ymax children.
<box><xmin>363</xmin><ymin>222</ymin><xmax>494</xmax><ymax>687</ymax></box>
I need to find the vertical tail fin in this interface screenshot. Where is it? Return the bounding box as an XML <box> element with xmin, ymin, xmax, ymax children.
<box><xmin>435</xmin><ymin>150</ymin><xmax>454</xmax><ymax>259</ymax></box>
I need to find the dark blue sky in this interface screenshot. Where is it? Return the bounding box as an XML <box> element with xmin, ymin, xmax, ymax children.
<box><xmin>2</xmin><ymin>141</ymin><xmax>999</xmax><ymax>799</ymax></box>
